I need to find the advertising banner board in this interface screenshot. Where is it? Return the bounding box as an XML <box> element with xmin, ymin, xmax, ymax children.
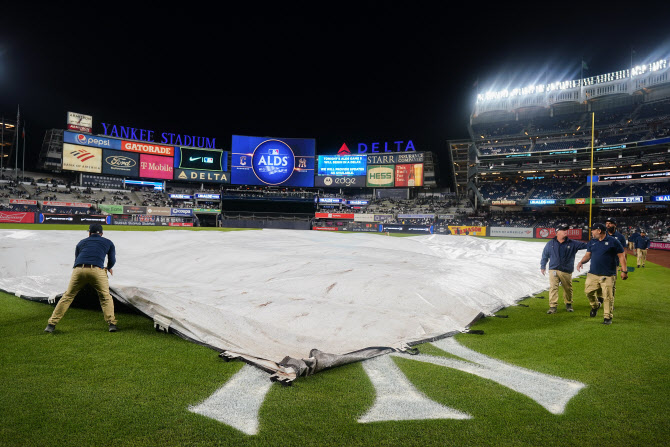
<box><xmin>367</xmin><ymin>152</ymin><xmax>424</xmax><ymax>165</ymax></box>
<box><xmin>122</xmin><ymin>141</ymin><xmax>175</xmax><ymax>157</ymax></box>
<box><xmin>314</xmin><ymin>175</ymin><xmax>367</xmax><ymax>188</ymax></box>
<box><xmin>175</xmin><ymin>147</ymin><xmax>227</xmax><ymax>171</ymax></box>
<box><xmin>446</xmin><ymin>225</ymin><xmax>487</xmax><ymax>236</ymax></box>
<box><xmin>381</xmin><ymin>224</ymin><xmax>433</xmax><ymax>234</ymax></box>
<box><xmin>174</xmin><ymin>168</ymin><xmax>230</xmax><ymax>183</ymax></box>
<box><xmin>489</xmin><ymin>227</ymin><xmax>534</xmax><ymax>238</ymax></box>
<box><xmin>314</xmin><ymin>212</ymin><xmax>355</xmax><ymax>219</ymax></box>
<box><xmin>82</xmin><ymin>173</ymin><xmax>126</xmax><ymax>189</ymax></box>
<box><xmin>535</xmin><ymin>227</ymin><xmax>583</xmax><ymax>240</ymax></box>
<box><xmin>394</xmin><ymin>163</ymin><xmax>424</xmax><ymax>187</ymax></box>
<box><xmin>62</xmin><ymin>143</ymin><xmax>102</xmax><ymax>173</ymax></box>
<box><xmin>650</xmin><ymin>241</ymin><xmax>670</xmax><ymax>250</ymax></box>
<box><xmin>366</xmin><ymin>165</ymin><xmax>395</xmax><ymax>187</ymax></box>
<box><xmin>0</xmin><ymin>211</ymin><xmax>35</xmax><ymax>223</ymax></box>
<box><xmin>139</xmin><ymin>154</ymin><xmax>174</xmax><ymax>180</ymax></box>
<box><xmin>64</xmin><ymin>131</ymin><xmax>121</xmax><ymax>149</ymax></box>
<box><xmin>42</xmin><ymin>201</ymin><xmax>92</xmax><ymax>208</ymax></box>
<box><xmin>102</xmin><ymin>150</ymin><xmax>139</xmax><ymax>177</ymax></box>
<box><xmin>67</xmin><ymin>112</ymin><xmax>93</xmax><ymax>133</ymax></box>
<box><xmin>9</xmin><ymin>199</ymin><xmax>37</xmax><ymax>205</ymax></box>
<box><xmin>39</xmin><ymin>214</ymin><xmax>112</xmax><ymax>224</ymax></box>
<box><xmin>99</xmin><ymin>204</ymin><xmax>124</xmax><ymax>214</ymax></box>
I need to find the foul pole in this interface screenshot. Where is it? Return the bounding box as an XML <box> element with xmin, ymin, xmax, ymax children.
<box><xmin>588</xmin><ymin>112</ymin><xmax>595</xmax><ymax>237</ymax></box>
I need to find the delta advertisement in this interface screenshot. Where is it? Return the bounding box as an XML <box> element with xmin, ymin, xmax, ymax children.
<box><xmin>535</xmin><ymin>227</ymin><xmax>583</xmax><ymax>240</ymax></box>
<box><xmin>0</xmin><ymin>211</ymin><xmax>35</xmax><ymax>223</ymax></box>
<box><xmin>489</xmin><ymin>227</ymin><xmax>534</xmax><ymax>237</ymax></box>
<box><xmin>231</xmin><ymin>135</ymin><xmax>315</xmax><ymax>187</ymax></box>
<box><xmin>174</xmin><ymin>168</ymin><xmax>230</xmax><ymax>184</ymax></box>
<box><xmin>62</xmin><ymin>143</ymin><xmax>102</xmax><ymax>173</ymax></box>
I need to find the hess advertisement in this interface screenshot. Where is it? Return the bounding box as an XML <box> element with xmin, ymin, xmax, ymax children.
<box><xmin>366</xmin><ymin>165</ymin><xmax>395</xmax><ymax>187</ymax></box>
<box><xmin>231</xmin><ymin>135</ymin><xmax>315</xmax><ymax>187</ymax></box>
<box><xmin>394</xmin><ymin>163</ymin><xmax>424</xmax><ymax>187</ymax></box>
<box><xmin>62</xmin><ymin>143</ymin><xmax>102</xmax><ymax>173</ymax></box>
<box><xmin>139</xmin><ymin>154</ymin><xmax>174</xmax><ymax>180</ymax></box>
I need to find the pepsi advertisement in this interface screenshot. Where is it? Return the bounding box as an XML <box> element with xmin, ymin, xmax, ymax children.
<box><xmin>63</xmin><ymin>131</ymin><xmax>122</xmax><ymax>150</ymax></box>
<box><xmin>231</xmin><ymin>135</ymin><xmax>315</xmax><ymax>187</ymax></box>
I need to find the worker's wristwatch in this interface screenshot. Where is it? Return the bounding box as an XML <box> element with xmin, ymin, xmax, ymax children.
<box><xmin>621</xmin><ymin>270</ymin><xmax>628</xmax><ymax>273</ymax></box>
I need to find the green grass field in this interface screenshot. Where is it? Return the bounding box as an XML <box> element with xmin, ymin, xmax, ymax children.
<box><xmin>1</xmin><ymin>226</ymin><xmax>669</xmax><ymax>446</ymax></box>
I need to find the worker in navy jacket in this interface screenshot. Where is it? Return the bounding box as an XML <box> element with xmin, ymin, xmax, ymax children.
<box><xmin>540</xmin><ymin>224</ymin><xmax>588</xmax><ymax>314</ymax></box>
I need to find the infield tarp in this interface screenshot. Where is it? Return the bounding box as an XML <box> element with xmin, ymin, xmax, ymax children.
<box><xmin>0</xmin><ymin>229</ymin><xmax>585</xmax><ymax>380</ymax></box>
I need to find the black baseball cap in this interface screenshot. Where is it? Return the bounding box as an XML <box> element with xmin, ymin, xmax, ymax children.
<box><xmin>89</xmin><ymin>224</ymin><xmax>103</xmax><ymax>234</ymax></box>
<box><xmin>556</xmin><ymin>224</ymin><xmax>569</xmax><ymax>231</ymax></box>
<box><xmin>591</xmin><ymin>222</ymin><xmax>606</xmax><ymax>232</ymax></box>
<box><xmin>605</xmin><ymin>217</ymin><xmax>616</xmax><ymax>225</ymax></box>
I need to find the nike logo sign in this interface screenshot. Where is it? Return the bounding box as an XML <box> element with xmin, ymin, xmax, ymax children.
<box><xmin>190</xmin><ymin>157</ymin><xmax>202</xmax><ymax>161</ymax></box>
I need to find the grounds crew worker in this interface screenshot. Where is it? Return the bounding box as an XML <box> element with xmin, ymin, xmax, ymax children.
<box><xmin>44</xmin><ymin>224</ymin><xmax>118</xmax><ymax>333</ymax></box>
<box><xmin>540</xmin><ymin>224</ymin><xmax>587</xmax><ymax>314</ymax></box>
<box><xmin>576</xmin><ymin>222</ymin><xmax>628</xmax><ymax>325</ymax></box>
<box><xmin>635</xmin><ymin>230</ymin><xmax>651</xmax><ymax>268</ymax></box>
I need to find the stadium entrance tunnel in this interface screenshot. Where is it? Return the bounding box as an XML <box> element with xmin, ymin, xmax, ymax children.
<box><xmin>0</xmin><ymin>229</ymin><xmax>582</xmax><ymax>382</ymax></box>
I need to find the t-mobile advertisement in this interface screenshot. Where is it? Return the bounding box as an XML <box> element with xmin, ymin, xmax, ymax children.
<box><xmin>139</xmin><ymin>154</ymin><xmax>174</xmax><ymax>180</ymax></box>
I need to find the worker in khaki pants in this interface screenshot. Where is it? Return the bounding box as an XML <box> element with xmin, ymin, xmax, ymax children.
<box><xmin>540</xmin><ymin>224</ymin><xmax>587</xmax><ymax>314</ymax></box>
<box><xmin>635</xmin><ymin>230</ymin><xmax>650</xmax><ymax>268</ymax></box>
<box><xmin>577</xmin><ymin>223</ymin><xmax>628</xmax><ymax>325</ymax></box>
<box><xmin>45</xmin><ymin>224</ymin><xmax>118</xmax><ymax>333</ymax></box>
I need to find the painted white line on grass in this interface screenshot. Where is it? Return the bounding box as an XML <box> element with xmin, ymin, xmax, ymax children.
<box><xmin>392</xmin><ymin>338</ymin><xmax>586</xmax><ymax>415</ymax></box>
<box><xmin>358</xmin><ymin>354</ymin><xmax>471</xmax><ymax>423</ymax></box>
<box><xmin>189</xmin><ymin>364</ymin><xmax>272</xmax><ymax>435</ymax></box>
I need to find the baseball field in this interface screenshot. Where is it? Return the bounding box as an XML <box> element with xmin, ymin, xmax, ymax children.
<box><xmin>1</xmin><ymin>224</ymin><xmax>669</xmax><ymax>446</ymax></box>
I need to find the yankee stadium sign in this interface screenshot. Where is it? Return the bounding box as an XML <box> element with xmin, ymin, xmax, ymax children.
<box><xmin>101</xmin><ymin>123</ymin><xmax>216</xmax><ymax>149</ymax></box>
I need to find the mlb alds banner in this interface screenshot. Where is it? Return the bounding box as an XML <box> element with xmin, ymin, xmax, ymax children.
<box><xmin>447</xmin><ymin>226</ymin><xmax>487</xmax><ymax>236</ymax></box>
<box><xmin>0</xmin><ymin>211</ymin><xmax>35</xmax><ymax>223</ymax></box>
<box><xmin>535</xmin><ymin>227</ymin><xmax>583</xmax><ymax>240</ymax></box>
<box><xmin>489</xmin><ymin>227</ymin><xmax>534</xmax><ymax>238</ymax></box>
<box><xmin>139</xmin><ymin>154</ymin><xmax>174</xmax><ymax>180</ymax></box>
<box><xmin>62</xmin><ymin>143</ymin><xmax>102</xmax><ymax>173</ymax></box>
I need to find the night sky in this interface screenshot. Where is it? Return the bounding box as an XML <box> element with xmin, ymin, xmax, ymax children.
<box><xmin>1</xmin><ymin>7</ymin><xmax>669</xmax><ymax>177</ymax></box>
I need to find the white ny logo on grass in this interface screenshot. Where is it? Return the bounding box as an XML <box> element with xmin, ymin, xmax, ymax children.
<box><xmin>189</xmin><ymin>338</ymin><xmax>586</xmax><ymax>435</ymax></box>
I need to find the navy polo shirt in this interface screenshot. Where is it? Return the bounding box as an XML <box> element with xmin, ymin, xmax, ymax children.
<box><xmin>586</xmin><ymin>235</ymin><xmax>624</xmax><ymax>276</ymax></box>
<box><xmin>73</xmin><ymin>234</ymin><xmax>116</xmax><ymax>270</ymax></box>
